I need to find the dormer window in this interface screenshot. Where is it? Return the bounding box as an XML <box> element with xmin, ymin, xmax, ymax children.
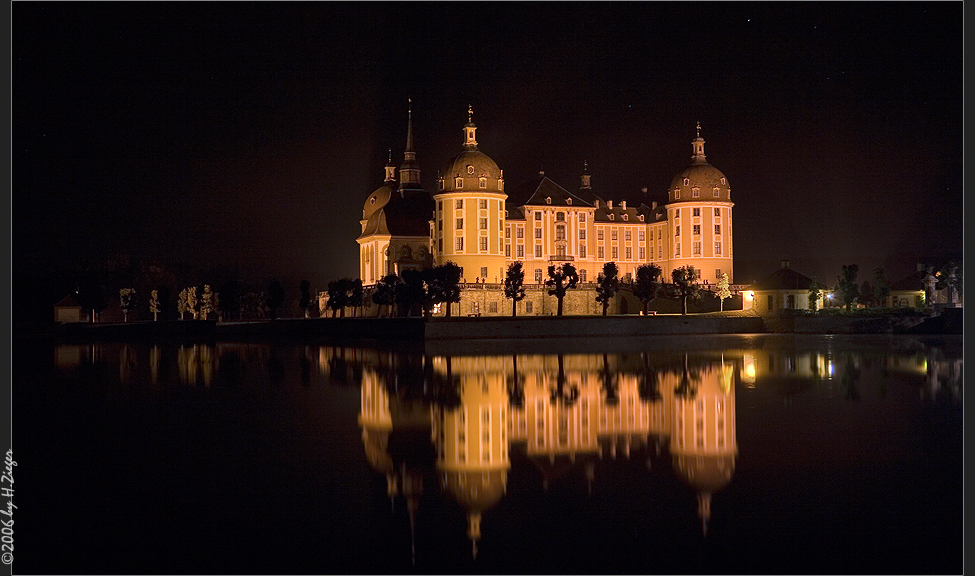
<box><xmin>479</xmin><ymin>178</ymin><xmax>487</xmax><ymax>188</ymax></box>
<box><xmin>622</xmin><ymin>214</ymin><xmax>628</xmax><ymax>221</ymax></box>
<box><xmin>566</xmin><ymin>198</ymin><xmax>572</xmax><ymax>205</ymax></box>
<box><xmin>713</xmin><ymin>188</ymin><xmax>719</xmax><ymax>197</ymax></box>
<box><xmin>675</xmin><ymin>190</ymin><xmax>680</xmax><ymax>199</ymax></box>
<box><xmin>546</xmin><ymin>197</ymin><xmax>552</xmax><ymax>204</ymax></box>
<box><xmin>692</xmin><ymin>187</ymin><xmax>700</xmax><ymax>198</ymax></box>
<box><xmin>720</xmin><ymin>177</ymin><xmax>726</xmax><ymax>185</ymax></box>
<box><xmin>498</xmin><ymin>179</ymin><xmax>504</xmax><ymax>191</ymax></box>
<box><xmin>608</xmin><ymin>214</ymin><xmax>614</xmax><ymax>221</ymax></box>
<box><xmin>683</xmin><ymin>178</ymin><xmax>689</xmax><ymax>186</ymax></box>
<box><xmin>455</xmin><ymin>177</ymin><xmax>463</xmax><ymax>188</ymax></box>
<box><xmin>639</xmin><ymin>214</ymin><xmax>645</xmax><ymax>222</ymax></box>
<box><xmin>439</xmin><ymin>178</ymin><xmax>445</xmax><ymax>190</ymax></box>
<box><xmin>370</xmin><ymin>197</ymin><xmax>376</xmax><ymax>205</ymax></box>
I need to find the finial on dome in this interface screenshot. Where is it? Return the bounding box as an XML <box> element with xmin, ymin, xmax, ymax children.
<box><xmin>696</xmin><ymin>121</ymin><xmax>701</xmax><ymax>139</ymax></box>
<box><xmin>468</xmin><ymin>104</ymin><xmax>473</xmax><ymax>123</ymax></box>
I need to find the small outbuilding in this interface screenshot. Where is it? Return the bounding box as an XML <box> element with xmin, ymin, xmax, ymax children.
<box><xmin>748</xmin><ymin>260</ymin><xmax>824</xmax><ymax>314</ymax></box>
<box><xmin>54</xmin><ymin>294</ymin><xmax>83</xmax><ymax>323</ymax></box>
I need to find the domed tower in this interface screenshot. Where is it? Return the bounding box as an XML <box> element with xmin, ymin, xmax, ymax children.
<box><xmin>670</xmin><ymin>355</ymin><xmax>737</xmax><ymax>536</ymax></box>
<box><xmin>432</xmin><ymin>106</ymin><xmax>507</xmax><ymax>283</ymax></box>
<box><xmin>357</xmin><ymin>103</ymin><xmax>435</xmax><ymax>285</ymax></box>
<box><xmin>665</xmin><ymin>123</ymin><xmax>734</xmax><ymax>284</ymax></box>
<box><xmin>431</xmin><ymin>356</ymin><xmax>511</xmax><ymax>558</ymax></box>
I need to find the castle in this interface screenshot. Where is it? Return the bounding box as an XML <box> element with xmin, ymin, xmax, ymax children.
<box><xmin>357</xmin><ymin>106</ymin><xmax>734</xmax><ymax>316</ymax></box>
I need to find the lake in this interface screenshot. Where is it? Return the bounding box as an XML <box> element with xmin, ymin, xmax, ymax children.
<box><xmin>12</xmin><ymin>334</ymin><xmax>963</xmax><ymax>574</ymax></box>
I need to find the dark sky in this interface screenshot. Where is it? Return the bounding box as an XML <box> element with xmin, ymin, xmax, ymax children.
<box><xmin>13</xmin><ymin>2</ymin><xmax>964</xmax><ymax>291</ymax></box>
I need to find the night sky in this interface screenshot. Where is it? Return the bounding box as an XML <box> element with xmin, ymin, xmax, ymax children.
<box><xmin>13</xmin><ymin>2</ymin><xmax>963</xmax><ymax>297</ymax></box>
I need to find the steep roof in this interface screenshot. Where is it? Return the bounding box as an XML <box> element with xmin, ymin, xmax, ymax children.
<box><xmin>889</xmin><ymin>270</ymin><xmax>925</xmax><ymax>291</ymax></box>
<box><xmin>54</xmin><ymin>294</ymin><xmax>81</xmax><ymax>308</ymax></box>
<box><xmin>506</xmin><ymin>176</ymin><xmax>594</xmax><ymax>209</ymax></box>
<box><xmin>751</xmin><ymin>267</ymin><xmax>815</xmax><ymax>291</ymax></box>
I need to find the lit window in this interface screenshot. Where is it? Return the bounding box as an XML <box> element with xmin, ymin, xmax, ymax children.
<box><xmin>546</xmin><ymin>197</ymin><xmax>552</xmax><ymax>204</ymax></box>
<box><xmin>455</xmin><ymin>178</ymin><xmax>463</xmax><ymax>188</ymax></box>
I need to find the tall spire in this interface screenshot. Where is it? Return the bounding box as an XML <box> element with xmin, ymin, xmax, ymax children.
<box><xmin>580</xmin><ymin>160</ymin><xmax>592</xmax><ymax>190</ymax></box>
<box><xmin>384</xmin><ymin>148</ymin><xmax>396</xmax><ymax>183</ymax></box>
<box><xmin>692</xmin><ymin>122</ymin><xmax>706</xmax><ymax>164</ymax></box>
<box><xmin>463</xmin><ymin>104</ymin><xmax>478</xmax><ymax>149</ymax></box>
<box><xmin>399</xmin><ymin>98</ymin><xmax>421</xmax><ymax>191</ymax></box>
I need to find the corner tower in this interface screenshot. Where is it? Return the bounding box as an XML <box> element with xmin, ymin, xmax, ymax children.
<box><xmin>665</xmin><ymin>123</ymin><xmax>734</xmax><ymax>284</ymax></box>
<box><xmin>432</xmin><ymin>106</ymin><xmax>507</xmax><ymax>283</ymax></box>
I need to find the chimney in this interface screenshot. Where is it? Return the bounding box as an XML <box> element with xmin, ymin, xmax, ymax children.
<box><xmin>641</xmin><ymin>187</ymin><xmax>648</xmax><ymax>193</ymax></box>
<box><xmin>781</xmin><ymin>259</ymin><xmax>790</xmax><ymax>269</ymax></box>
<box><xmin>607</xmin><ymin>200</ymin><xmax>613</xmax><ymax>209</ymax></box>
<box><xmin>539</xmin><ymin>170</ymin><xmax>545</xmax><ymax>177</ymax></box>
<box><xmin>651</xmin><ymin>201</ymin><xmax>657</xmax><ymax>209</ymax></box>
<box><xmin>620</xmin><ymin>200</ymin><xmax>626</xmax><ymax>209</ymax></box>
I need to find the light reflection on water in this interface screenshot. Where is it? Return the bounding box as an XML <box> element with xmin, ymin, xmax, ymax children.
<box><xmin>39</xmin><ymin>335</ymin><xmax>963</xmax><ymax>574</ymax></box>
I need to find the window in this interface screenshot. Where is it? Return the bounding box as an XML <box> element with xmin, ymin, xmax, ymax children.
<box><xmin>693</xmin><ymin>207</ymin><xmax>700</xmax><ymax>217</ymax></box>
<box><xmin>556</xmin><ymin>212</ymin><xmax>565</xmax><ymax>221</ymax></box>
<box><xmin>675</xmin><ymin>225</ymin><xmax>680</xmax><ymax>236</ymax></box>
<box><xmin>721</xmin><ymin>177</ymin><xmax>726</xmax><ymax>185</ymax></box>
<box><xmin>556</xmin><ymin>225</ymin><xmax>565</xmax><ymax>241</ymax></box>
<box><xmin>516</xmin><ymin>228</ymin><xmax>524</xmax><ymax>239</ymax></box>
<box><xmin>505</xmin><ymin>244</ymin><xmax>511</xmax><ymax>257</ymax></box>
<box><xmin>674</xmin><ymin>209</ymin><xmax>680</xmax><ymax>219</ymax></box>
<box><xmin>579</xmin><ymin>244</ymin><xmax>586</xmax><ymax>258</ymax></box>
<box><xmin>624</xmin><ymin>230</ymin><xmax>631</xmax><ymax>241</ymax></box>
<box><xmin>499</xmin><ymin>180</ymin><xmax>504</xmax><ymax>191</ymax></box>
<box><xmin>479</xmin><ymin>178</ymin><xmax>487</xmax><ymax>189</ymax></box>
<box><xmin>489</xmin><ymin>302</ymin><xmax>498</xmax><ymax>313</ymax></box>
<box><xmin>611</xmin><ymin>229</ymin><xmax>618</xmax><ymax>241</ymax></box>
<box><xmin>692</xmin><ymin>188</ymin><xmax>700</xmax><ymax>198</ymax></box>
<box><xmin>455</xmin><ymin>178</ymin><xmax>463</xmax><ymax>188</ymax></box>
<box><xmin>767</xmin><ymin>295</ymin><xmax>774</xmax><ymax>311</ymax></box>
<box><xmin>611</xmin><ymin>247</ymin><xmax>618</xmax><ymax>259</ymax></box>
<box><xmin>534</xmin><ymin>212</ymin><xmax>541</xmax><ymax>220</ymax></box>
<box><xmin>456</xmin><ymin>218</ymin><xmax>464</xmax><ymax>229</ymax></box>
<box><xmin>658</xmin><ymin>229</ymin><xmax>662</xmax><ymax>240</ymax></box>
<box><xmin>545</xmin><ymin>197</ymin><xmax>551</xmax><ymax>204</ymax></box>
<box><xmin>580</xmin><ymin>270</ymin><xmax>587</xmax><ymax>282</ymax></box>
<box><xmin>597</xmin><ymin>229</ymin><xmax>604</xmax><ymax>241</ymax></box>
<box><xmin>639</xmin><ymin>230</ymin><xmax>645</xmax><ymax>241</ymax></box>
<box><xmin>531</xmin><ymin>244</ymin><xmax>541</xmax><ymax>257</ymax></box>
<box><xmin>675</xmin><ymin>243</ymin><xmax>681</xmax><ymax>256</ymax></box>
<box><xmin>714</xmin><ymin>208</ymin><xmax>720</xmax><ymax>217</ymax></box>
<box><xmin>526</xmin><ymin>301</ymin><xmax>533</xmax><ymax>314</ymax></box>
<box><xmin>517</xmin><ymin>245</ymin><xmax>524</xmax><ymax>257</ymax></box>
<box><xmin>715</xmin><ymin>242</ymin><xmax>721</xmax><ymax>255</ymax></box>
<box><xmin>438</xmin><ymin>238</ymin><xmax>443</xmax><ymax>251</ymax></box>
<box><xmin>674</xmin><ymin>190</ymin><xmax>680</xmax><ymax>199</ymax></box>
<box><xmin>480</xmin><ymin>218</ymin><xmax>487</xmax><ymax>230</ymax></box>
<box><xmin>625</xmin><ymin>247</ymin><xmax>631</xmax><ymax>259</ymax></box>
<box><xmin>505</xmin><ymin>226</ymin><xmax>511</xmax><ymax>238</ymax></box>
<box><xmin>715</xmin><ymin>269</ymin><xmax>722</xmax><ymax>278</ymax></box>
<box><xmin>608</xmin><ymin>214</ymin><xmax>614</xmax><ymax>220</ymax></box>
<box><xmin>438</xmin><ymin>201</ymin><xmax>443</xmax><ymax>211</ymax></box>
<box><xmin>693</xmin><ymin>225</ymin><xmax>701</xmax><ymax>235</ymax></box>
<box><xmin>579</xmin><ymin>213</ymin><xmax>586</xmax><ymax>222</ymax></box>
<box><xmin>479</xmin><ymin>237</ymin><xmax>488</xmax><ymax>251</ymax></box>
<box><xmin>693</xmin><ymin>241</ymin><xmax>701</xmax><ymax>255</ymax></box>
<box><xmin>598</xmin><ymin>247</ymin><xmax>604</xmax><ymax>259</ymax></box>
<box><xmin>481</xmin><ymin>266</ymin><xmax>488</xmax><ymax>278</ymax></box>
<box><xmin>713</xmin><ymin>188</ymin><xmax>719</xmax><ymax>197</ymax></box>
<box><xmin>715</xmin><ymin>225</ymin><xmax>721</xmax><ymax>235</ymax></box>
<box><xmin>622</xmin><ymin>214</ymin><xmax>628</xmax><ymax>221</ymax></box>
<box><xmin>438</xmin><ymin>219</ymin><xmax>443</xmax><ymax>231</ymax></box>
<box><xmin>579</xmin><ymin>229</ymin><xmax>586</xmax><ymax>240</ymax></box>
<box><xmin>683</xmin><ymin>178</ymin><xmax>689</xmax><ymax>186</ymax></box>
<box><xmin>639</xmin><ymin>247</ymin><xmax>645</xmax><ymax>259</ymax></box>
<box><xmin>658</xmin><ymin>247</ymin><xmax>662</xmax><ymax>258</ymax></box>
<box><xmin>535</xmin><ymin>269</ymin><xmax>543</xmax><ymax>283</ymax></box>
<box><xmin>456</xmin><ymin>237</ymin><xmax>464</xmax><ymax>250</ymax></box>
<box><xmin>456</xmin><ymin>199</ymin><xmax>463</xmax><ymax>209</ymax></box>
<box><xmin>535</xmin><ymin>227</ymin><xmax>542</xmax><ymax>238</ymax></box>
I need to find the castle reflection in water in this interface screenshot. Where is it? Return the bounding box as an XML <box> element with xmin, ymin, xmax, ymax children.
<box><xmin>52</xmin><ymin>337</ymin><xmax>963</xmax><ymax>562</ymax></box>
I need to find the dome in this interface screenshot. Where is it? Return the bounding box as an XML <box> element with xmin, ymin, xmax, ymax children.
<box><xmin>362</xmin><ymin>184</ymin><xmax>393</xmax><ymax>220</ymax></box>
<box><xmin>439</xmin><ymin>150</ymin><xmax>504</xmax><ymax>193</ymax></box>
<box><xmin>440</xmin><ymin>469</ymin><xmax>508</xmax><ymax>512</ymax></box>
<box><xmin>667</xmin><ymin>128</ymin><xmax>731</xmax><ymax>204</ymax></box>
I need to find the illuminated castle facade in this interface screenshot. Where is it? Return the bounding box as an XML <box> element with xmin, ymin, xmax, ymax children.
<box><xmin>358</xmin><ymin>106</ymin><xmax>734</xmax><ymax>314</ymax></box>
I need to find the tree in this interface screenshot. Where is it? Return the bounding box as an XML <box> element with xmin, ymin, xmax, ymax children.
<box><xmin>504</xmin><ymin>261</ymin><xmax>527</xmax><ymax>317</ymax></box>
<box><xmin>299</xmin><ymin>280</ymin><xmax>313</xmax><ymax>318</ymax></box>
<box><xmin>595</xmin><ymin>262</ymin><xmax>620</xmax><ymax>316</ymax></box>
<box><xmin>266</xmin><ymin>280</ymin><xmax>286</xmax><ymax>319</ymax></box>
<box><xmin>326</xmin><ymin>279</ymin><xmax>350</xmax><ymax>317</ymax></box>
<box><xmin>808</xmin><ymin>276</ymin><xmax>823</xmax><ymax>312</ymax></box>
<box><xmin>715</xmin><ymin>272</ymin><xmax>732</xmax><ymax>312</ymax></box>
<box><xmin>545</xmin><ymin>263</ymin><xmax>579</xmax><ymax>316</ymax></box>
<box><xmin>935</xmin><ymin>261</ymin><xmax>963</xmax><ymax>303</ymax></box>
<box><xmin>348</xmin><ymin>278</ymin><xmax>364</xmax><ymax>317</ymax></box>
<box><xmin>427</xmin><ymin>262</ymin><xmax>462</xmax><ymax>317</ymax></box>
<box><xmin>119</xmin><ymin>288</ymin><xmax>136</xmax><ymax>322</ymax></box>
<box><xmin>149</xmin><ymin>289</ymin><xmax>160</xmax><ymax>321</ymax></box>
<box><xmin>396</xmin><ymin>269</ymin><xmax>427</xmax><ymax>317</ymax></box>
<box><xmin>859</xmin><ymin>280</ymin><xmax>874</xmax><ymax>308</ymax></box>
<box><xmin>633</xmin><ymin>264</ymin><xmax>661</xmax><ymax>316</ymax></box>
<box><xmin>372</xmin><ymin>274</ymin><xmax>399</xmax><ymax>317</ymax></box>
<box><xmin>199</xmin><ymin>285</ymin><xmax>216</xmax><ymax>319</ymax></box>
<box><xmin>838</xmin><ymin>264</ymin><xmax>860</xmax><ymax>311</ymax></box>
<box><xmin>178</xmin><ymin>287</ymin><xmax>197</xmax><ymax>320</ymax></box>
<box><xmin>218</xmin><ymin>280</ymin><xmax>243</xmax><ymax>321</ymax></box>
<box><xmin>670</xmin><ymin>266</ymin><xmax>701</xmax><ymax>315</ymax></box>
<box><xmin>873</xmin><ymin>267</ymin><xmax>890</xmax><ymax>308</ymax></box>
